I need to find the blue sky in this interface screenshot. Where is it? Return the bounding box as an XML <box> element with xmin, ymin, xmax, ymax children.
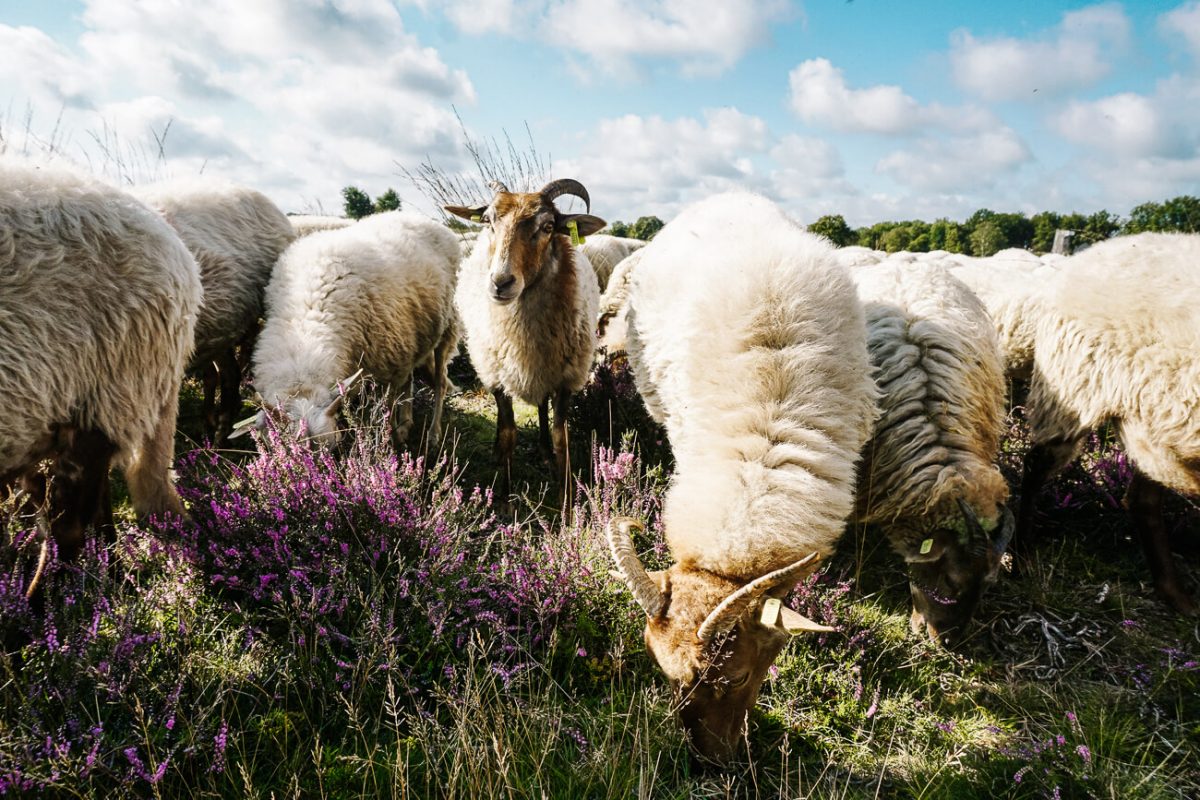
<box><xmin>1</xmin><ymin>1</ymin><xmax>1197</xmax><ymax>225</ymax></box>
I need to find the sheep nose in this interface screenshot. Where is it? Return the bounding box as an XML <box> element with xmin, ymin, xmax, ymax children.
<box><xmin>492</xmin><ymin>274</ymin><xmax>516</xmax><ymax>293</ymax></box>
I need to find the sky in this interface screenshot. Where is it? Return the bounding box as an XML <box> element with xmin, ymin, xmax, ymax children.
<box><xmin>1</xmin><ymin>0</ymin><xmax>1197</xmax><ymax>226</ymax></box>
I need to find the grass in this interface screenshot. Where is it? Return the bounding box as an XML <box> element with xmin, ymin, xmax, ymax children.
<box><xmin>2</xmin><ymin>360</ymin><xmax>1198</xmax><ymax>798</ymax></box>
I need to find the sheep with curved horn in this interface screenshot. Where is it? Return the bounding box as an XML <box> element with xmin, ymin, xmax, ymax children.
<box><xmin>607</xmin><ymin>192</ymin><xmax>877</xmax><ymax>765</ymax></box>
<box><xmin>447</xmin><ymin>178</ymin><xmax>605</xmax><ymax>505</ymax></box>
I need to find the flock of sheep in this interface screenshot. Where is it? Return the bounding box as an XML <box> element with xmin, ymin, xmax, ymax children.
<box><xmin>1</xmin><ymin>156</ymin><xmax>1197</xmax><ymax>766</ymax></box>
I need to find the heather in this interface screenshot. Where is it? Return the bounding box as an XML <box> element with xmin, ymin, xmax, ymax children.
<box><xmin>1</xmin><ymin>369</ymin><xmax>1198</xmax><ymax>798</ymax></box>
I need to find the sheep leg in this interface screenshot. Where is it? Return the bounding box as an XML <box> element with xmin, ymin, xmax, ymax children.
<box><xmin>493</xmin><ymin>389</ymin><xmax>517</xmax><ymax>506</ymax></box>
<box><xmin>427</xmin><ymin>332</ymin><xmax>454</xmax><ymax>443</ymax></box>
<box><xmin>537</xmin><ymin>398</ymin><xmax>554</xmax><ymax>466</ymax></box>
<box><xmin>125</xmin><ymin>393</ymin><xmax>186</xmax><ymax>521</ymax></box>
<box><xmin>1014</xmin><ymin>436</ymin><xmax>1079</xmax><ymax>554</ymax></box>
<box><xmin>201</xmin><ymin>361</ymin><xmax>219</xmax><ymax>442</ymax></box>
<box><xmin>48</xmin><ymin>428</ymin><xmax>116</xmax><ymax>563</ymax></box>
<box><xmin>551</xmin><ymin>387</ymin><xmax>574</xmax><ymax>509</ymax></box>
<box><xmin>391</xmin><ymin>376</ymin><xmax>415</xmax><ymax>453</ymax></box>
<box><xmin>1127</xmin><ymin>468</ymin><xmax>1197</xmax><ymax>616</ymax></box>
<box><xmin>215</xmin><ymin>348</ymin><xmax>242</xmax><ymax>447</ymax></box>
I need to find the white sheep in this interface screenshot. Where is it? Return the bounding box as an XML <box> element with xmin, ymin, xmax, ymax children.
<box><xmin>0</xmin><ymin>157</ymin><xmax>201</xmax><ymax>564</ymax></box>
<box><xmin>595</xmin><ymin>246</ymin><xmax>648</xmax><ymax>359</ymax></box>
<box><xmin>132</xmin><ymin>179</ymin><xmax>295</xmax><ymax>443</ymax></box>
<box><xmin>1018</xmin><ymin>232</ymin><xmax>1200</xmax><ymax>615</ymax></box>
<box><xmin>850</xmin><ymin>261</ymin><xmax>1011</xmax><ymax>646</ymax></box>
<box><xmin>252</xmin><ymin>210</ymin><xmax>460</xmax><ymax>449</ymax></box>
<box><xmin>289</xmin><ymin>214</ymin><xmax>353</xmax><ymax>238</ymax></box>
<box><xmin>607</xmin><ymin>192</ymin><xmax>877</xmax><ymax>764</ymax></box>
<box><xmin>445</xmin><ymin>179</ymin><xmax>605</xmax><ymax>501</ymax></box>
<box><xmin>831</xmin><ymin>245</ymin><xmax>886</xmax><ymax>268</ymax></box>
<box><xmin>579</xmin><ymin>233</ymin><xmax>646</xmax><ymax>291</ymax></box>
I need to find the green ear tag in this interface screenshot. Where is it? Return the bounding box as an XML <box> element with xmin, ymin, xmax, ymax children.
<box><xmin>568</xmin><ymin>219</ymin><xmax>582</xmax><ymax>246</ymax></box>
<box><xmin>470</xmin><ymin>214</ymin><xmax>482</xmax><ymax>223</ymax></box>
<box><xmin>919</xmin><ymin>538</ymin><xmax>934</xmax><ymax>555</ymax></box>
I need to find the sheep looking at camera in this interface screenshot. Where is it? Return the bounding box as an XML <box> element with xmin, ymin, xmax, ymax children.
<box><xmin>850</xmin><ymin>261</ymin><xmax>1011</xmax><ymax>646</ymax></box>
<box><xmin>0</xmin><ymin>158</ymin><xmax>201</xmax><ymax>566</ymax></box>
<box><xmin>446</xmin><ymin>179</ymin><xmax>605</xmax><ymax>501</ymax></box>
<box><xmin>252</xmin><ymin>211</ymin><xmax>460</xmax><ymax>449</ymax></box>
<box><xmin>608</xmin><ymin>192</ymin><xmax>877</xmax><ymax>764</ymax></box>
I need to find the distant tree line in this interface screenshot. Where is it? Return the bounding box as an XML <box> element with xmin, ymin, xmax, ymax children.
<box><xmin>341</xmin><ymin>186</ymin><xmax>402</xmax><ymax>219</ymax></box>
<box><xmin>807</xmin><ymin>195</ymin><xmax>1200</xmax><ymax>256</ymax></box>
<box><xmin>604</xmin><ymin>216</ymin><xmax>665</xmax><ymax>241</ymax></box>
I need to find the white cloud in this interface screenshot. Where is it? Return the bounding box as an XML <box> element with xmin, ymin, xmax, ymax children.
<box><xmin>787</xmin><ymin>58</ymin><xmax>996</xmax><ymax>135</ymax></box>
<box><xmin>950</xmin><ymin>4</ymin><xmax>1130</xmax><ymax>101</ymax></box>
<box><xmin>875</xmin><ymin>128</ymin><xmax>1031</xmax><ymax>193</ymax></box>
<box><xmin>514</xmin><ymin>0</ymin><xmax>789</xmax><ymax>77</ymax></box>
<box><xmin>1160</xmin><ymin>1</ymin><xmax>1200</xmax><ymax>59</ymax></box>
<box><xmin>1051</xmin><ymin>75</ymin><xmax>1200</xmax><ymax>159</ymax></box>
<box><xmin>1</xmin><ymin>1</ymin><xmax>477</xmax><ymax>212</ymax></box>
<box><xmin>553</xmin><ymin>108</ymin><xmax>778</xmax><ymax>219</ymax></box>
<box><xmin>445</xmin><ymin>0</ymin><xmax>518</xmax><ymax>35</ymax></box>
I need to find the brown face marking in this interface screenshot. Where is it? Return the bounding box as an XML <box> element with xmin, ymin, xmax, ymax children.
<box><xmin>487</xmin><ymin>193</ymin><xmax>561</xmax><ymax>290</ymax></box>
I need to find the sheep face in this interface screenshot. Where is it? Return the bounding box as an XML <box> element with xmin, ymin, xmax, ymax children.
<box><xmin>254</xmin><ymin>393</ymin><xmax>343</xmax><ymax>445</ymax></box>
<box><xmin>444</xmin><ymin>179</ymin><xmax>606</xmax><ymax>305</ymax></box>
<box><xmin>901</xmin><ymin>501</ymin><xmax>1013</xmax><ymax>647</ymax></box>
<box><xmin>607</xmin><ymin>519</ymin><xmax>830</xmax><ymax>765</ymax></box>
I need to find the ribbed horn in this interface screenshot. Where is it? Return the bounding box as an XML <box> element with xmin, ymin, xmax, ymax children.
<box><xmin>606</xmin><ymin>517</ymin><xmax>666</xmax><ymax>618</ymax></box>
<box><xmin>696</xmin><ymin>552</ymin><xmax>821</xmax><ymax>643</ymax></box>
<box><xmin>487</xmin><ymin>179</ymin><xmax>510</xmax><ymax>194</ymax></box>
<box><xmin>540</xmin><ymin>178</ymin><xmax>590</xmax><ymax>212</ymax></box>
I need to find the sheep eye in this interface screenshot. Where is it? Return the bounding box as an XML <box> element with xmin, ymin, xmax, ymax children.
<box><xmin>541</xmin><ymin>221</ymin><xmax>554</xmax><ymax>235</ymax></box>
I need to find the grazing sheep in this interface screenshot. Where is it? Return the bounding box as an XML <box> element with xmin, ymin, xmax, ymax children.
<box><xmin>289</xmin><ymin>214</ymin><xmax>353</xmax><ymax>237</ymax></box>
<box><xmin>850</xmin><ymin>261</ymin><xmax>1012</xmax><ymax>646</ymax></box>
<box><xmin>1018</xmin><ymin>232</ymin><xmax>1200</xmax><ymax>615</ymax></box>
<box><xmin>608</xmin><ymin>192</ymin><xmax>877</xmax><ymax>764</ymax></box>
<box><xmin>133</xmin><ymin>179</ymin><xmax>295</xmax><ymax>443</ymax></box>
<box><xmin>446</xmin><ymin>179</ymin><xmax>606</xmax><ymax>501</ymax></box>
<box><xmin>579</xmin><ymin>233</ymin><xmax>646</xmax><ymax>291</ymax></box>
<box><xmin>0</xmin><ymin>158</ymin><xmax>201</xmax><ymax>565</ymax></box>
<box><xmin>253</xmin><ymin>211</ymin><xmax>460</xmax><ymax>449</ymax></box>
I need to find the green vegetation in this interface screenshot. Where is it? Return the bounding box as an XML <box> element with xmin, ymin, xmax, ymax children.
<box><xmin>342</xmin><ymin>185</ymin><xmax>404</xmax><ymax>219</ymax></box>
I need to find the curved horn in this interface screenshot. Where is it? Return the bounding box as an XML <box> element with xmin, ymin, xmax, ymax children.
<box><xmin>539</xmin><ymin>178</ymin><xmax>590</xmax><ymax>212</ymax></box>
<box><xmin>696</xmin><ymin>552</ymin><xmax>821</xmax><ymax>643</ymax></box>
<box><xmin>606</xmin><ymin>517</ymin><xmax>666</xmax><ymax>618</ymax></box>
<box><xmin>992</xmin><ymin>504</ymin><xmax>1015</xmax><ymax>554</ymax></box>
<box><xmin>487</xmin><ymin>179</ymin><xmax>510</xmax><ymax>194</ymax></box>
<box><xmin>956</xmin><ymin>497</ymin><xmax>990</xmax><ymax>555</ymax></box>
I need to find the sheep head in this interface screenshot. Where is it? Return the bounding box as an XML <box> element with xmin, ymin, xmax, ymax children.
<box><xmin>445</xmin><ymin>179</ymin><xmax>606</xmax><ymax>305</ymax></box>
<box><xmin>901</xmin><ymin>499</ymin><xmax>1014</xmax><ymax>647</ymax></box>
<box><xmin>248</xmin><ymin>370</ymin><xmax>364</xmax><ymax>445</ymax></box>
<box><xmin>607</xmin><ymin>518</ymin><xmax>831</xmax><ymax>765</ymax></box>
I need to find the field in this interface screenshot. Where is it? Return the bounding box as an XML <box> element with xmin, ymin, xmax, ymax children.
<box><xmin>1</xmin><ymin>357</ymin><xmax>1198</xmax><ymax>799</ymax></box>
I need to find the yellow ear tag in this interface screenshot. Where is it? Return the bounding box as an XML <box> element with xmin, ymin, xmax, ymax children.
<box><xmin>568</xmin><ymin>219</ymin><xmax>582</xmax><ymax>246</ymax></box>
<box><xmin>919</xmin><ymin>538</ymin><xmax>934</xmax><ymax>555</ymax></box>
<box><xmin>470</xmin><ymin>214</ymin><xmax>482</xmax><ymax>223</ymax></box>
<box><xmin>759</xmin><ymin>597</ymin><xmax>781</xmax><ymax>627</ymax></box>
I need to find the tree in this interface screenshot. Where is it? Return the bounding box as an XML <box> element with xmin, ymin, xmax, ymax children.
<box><xmin>605</xmin><ymin>220</ymin><xmax>632</xmax><ymax>238</ymax></box>
<box><xmin>374</xmin><ymin>188</ymin><xmax>401</xmax><ymax>213</ymax></box>
<box><xmin>629</xmin><ymin>215</ymin><xmax>664</xmax><ymax>241</ymax></box>
<box><xmin>1030</xmin><ymin>211</ymin><xmax>1060</xmax><ymax>254</ymax></box>
<box><xmin>969</xmin><ymin>220</ymin><xmax>1005</xmax><ymax>257</ymax></box>
<box><xmin>807</xmin><ymin>214</ymin><xmax>855</xmax><ymax>247</ymax></box>
<box><xmin>1124</xmin><ymin>196</ymin><xmax>1200</xmax><ymax>234</ymax></box>
<box><xmin>342</xmin><ymin>186</ymin><xmax>374</xmax><ymax>220</ymax></box>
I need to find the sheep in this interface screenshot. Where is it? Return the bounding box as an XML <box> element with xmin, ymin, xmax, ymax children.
<box><xmin>945</xmin><ymin>255</ymin><xmax>1063</xmax><ymax>383</ymax></box>
<box><xmin>289</xmin><ymin>214</ymin><xmax>353</xmax><ymax>237</ymax></box>
<box><xmin>849</xmin><ymin>261</ymin><xmax>1012</xmax><ymax>646</ymax></box>
<box><xmin>831</xmin><ymin>245</ymin><xmax>886</xmax><ymax>268</ymax></box>
<box><xmin>579</xmin><ymin>233</ymin><xmax>646</xmax><ymax>291</ymax></box>
<box><xmin>252</xmin><ymin>210</ymin><xmax>460</xmax><ymax>450</ymax></box>
<box><xmin>445</xmin><ymin>179</ymin><xmax>606</xmax><ymax>502</ymax></box>
<box><xmin>607</xmin><ymin>192</ymin><xmax>878</xmax><ymax>764</ymax></box>
<box><xmin>1017</xmin><ymin>232</ymin><xmax>1200</xmax><ymax>615</ymax></box>
<box><xmin>0</xmin><ymin>158</ymin><xmax>201</xmax><ymax>567</ymax></box>
<box><xmin>595</xmin><ymin>246</ymin><xmax>647</xmax><ymax>359</ymax></box>
<box><xmin>132</xmin><ymin>179</ymin><xmax>296</xmax><ymax>444</ymax></box>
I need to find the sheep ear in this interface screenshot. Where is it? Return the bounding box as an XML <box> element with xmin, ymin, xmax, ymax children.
<box><xmin>557</xmin><ymin>214</ymin><xmax>607</xmax><ymax>238</ymax></box>
<box><xmin>445</xmin><ymin>205</ymin><xmax>487</xmax><ymax>222</ymax></box>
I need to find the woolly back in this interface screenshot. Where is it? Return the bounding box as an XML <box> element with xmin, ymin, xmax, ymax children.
<box><xmin>851</xmin><ymin>262</ymin><xmax>1008</xmax><ymax>525</ymax></box>
<box><xmin>0</xmin><ymin>158</ymin><xmax>201</xmax><ymax>467</ymax></box>
<box><xmin>626</xmin><ymin>192</ymin><xmax>878</xmax><ymax>581</ymax></box>
<box><xmin>1033</xmin><ymin>233</ymin><xmax>1200</xmax><ymax>491</ymax></box>
<box><xmin>255</xmin><ymin>211</ymin><xmax>460</xmax><ymax>404</ymax></box>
